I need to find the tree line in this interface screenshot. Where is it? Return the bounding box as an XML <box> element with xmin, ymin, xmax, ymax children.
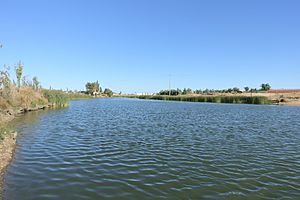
<box><xmin>85</xmin><ymin>81</ymin><xmax>113</xmax><ymax>97</ymax></box>
<box><xmin>158</xmin><ymin>84</ymin><xmax>271</xmax><ymax>96</ymax></box>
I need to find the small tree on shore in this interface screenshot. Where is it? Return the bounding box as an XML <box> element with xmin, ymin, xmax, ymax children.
<box><xmin>250</xmin><ymin>88</ymin><xmax>258</xmax><ymax>93</ymax></box>
<box><xmin>85</xmin><ymin>81</ymin><xmax>101</xmax><ymax>95</ymax></box>
<box><xmin>260</xmin><ymin>83</ymin><xmax>271</xmax><ymax>91</ymax></box>
<box><xmin>15</xmin><ymin>61</ymin><xmax>23</xmax><ymax>88</ymax></box>
<box><xmin>0</xmin><ymin>65</ymin><xmax>11</xmax><ymax>89</ymax></box>
<box><xmin>104</xmin><ymin>88</ymin><xmax>113</xmax><ymax>97</ymax></box>
<box><xmin>233</xmin><ymin>87</ymin><xmax>241</xmax><ymax>93</ymax></box>
<box><xmin>32</xmin><ymin>76</ymin><xmax>40</xmax><ymax>90</ymax></box>
<box><xmin>244</xmin><ymin>87</ymin><xmax>249</xmax><ymax>92</ymax></box>
<box><xmin>177</xmin><ymin>88</ymin><xmax>182</xmax><ymax>95</ymax></box>
<box><xmin>186</xmin><ymin>88</ymin><xmax>193</xmax><ymax>94</ymax></box>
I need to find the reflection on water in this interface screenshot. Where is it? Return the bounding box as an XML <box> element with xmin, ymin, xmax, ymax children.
<box><xmin>12</xmin><ymin>109</ymin><xmax>47</xmax><ymax>126</ymax></box>
<box><xmin>4</xmin><ymin>98</ymin><xmax>300</xmax><ymax>199</ymax></box>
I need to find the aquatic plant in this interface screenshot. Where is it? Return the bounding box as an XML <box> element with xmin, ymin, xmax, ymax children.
<box><xmin>129</xmin><ymin>95</ymin><xmax>271</xmax><ymax>105</ymax></box>
<box><xmin>43</xmin><ymin>90</ymin><xmax>92</xmax><ymax>107</ymax></box>
<box><xmin>43</xmin><ymin>90</ymin><xmax>68</xmax><ymax>107</ymax></box>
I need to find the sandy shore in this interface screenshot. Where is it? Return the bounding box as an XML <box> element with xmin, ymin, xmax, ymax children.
<box><xmin>0</xmin><ymin>132</ymin><xmax>17</xmax><ymax>199</ymax></box>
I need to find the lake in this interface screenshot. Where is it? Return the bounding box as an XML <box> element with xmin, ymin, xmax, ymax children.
<box><xmin>4</xmin><ymin>98</ymin><xmax>300</xmax><ymax>199</ymax></box>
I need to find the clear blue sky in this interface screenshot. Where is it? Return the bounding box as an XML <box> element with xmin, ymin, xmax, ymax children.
<box><xmin>1</xmin><ymin>0</ymin><xmax>299</xmax><ymax>93</ymax></box>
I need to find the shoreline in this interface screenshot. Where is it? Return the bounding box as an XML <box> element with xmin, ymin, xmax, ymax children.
<box><xmin>123</xmin><ymin>92</ymin><xmax>300</xmax><ymax>106</ymax></box>
<box><xmin>0</xmin><ymin>104</ymin><xmax>53</xmax><ymax>199</ymax></box>
<box><xmin>0</xmin><ymin>132</ymin><xmax>17</xmax><ymax>200</ymax></box>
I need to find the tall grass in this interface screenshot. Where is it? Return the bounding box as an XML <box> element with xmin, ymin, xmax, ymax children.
<box><xmin>65</xmin><ymin>92</ymin><xmax>91</xmax><ymax>100</ymax></box>
<box><xmin>129</xmin><ymin>95</ymin><xmax>271</xmax><ymax>105</ymax></box>
<box><xmin>43</xmin><ymin>90</ymin><xmax>91</xmax><ymax>107</ymax></box>
<box><xmin>42</xmin><ymin>90</ymin><xmax>68</xmax><ymax>107</ymax></box>
<box><xmin>0</xmin><ymin>84</ymin><xmax>48</xmax><ymax>111</ymax></box>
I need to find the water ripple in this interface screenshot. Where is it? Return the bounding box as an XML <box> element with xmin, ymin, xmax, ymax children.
<box><xmin>4</xmin><ymin>98</ymin><xmax>300</xmax><ymax>199</ymax></box>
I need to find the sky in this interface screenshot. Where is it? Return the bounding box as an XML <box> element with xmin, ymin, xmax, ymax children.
<box><xmin>0</xmin><ymin>0</ymin><xmax>299</xmax><ymax>93</ymax></box>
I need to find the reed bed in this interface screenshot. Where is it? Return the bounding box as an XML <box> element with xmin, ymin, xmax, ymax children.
<box><xmin>43</xmin><ymin>90</ymin><xmax>69</xmax><ymax>107</ymax></box>
<box><xmin>129</xmin><ymin>95</ymin><xmax>271</xmax><ymax>105</ymax></box>
<box><xmin>43</xmin><ymin>90</ymin><xmax>91</xmax><ymax>107</ymax></box>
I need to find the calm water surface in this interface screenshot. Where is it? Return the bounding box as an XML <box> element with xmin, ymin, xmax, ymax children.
<box><xmin>4</xmin><ymin>98</ymin><xmax>300</xmax><ymax>199</ymax></box>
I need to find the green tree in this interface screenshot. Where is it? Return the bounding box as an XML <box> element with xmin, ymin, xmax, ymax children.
<box><xmin>186</xmin><ymin>88</ymin><xmax>193</xmax><ymax>94</ymax></box>
<box><xmin>15</xmin><ymin>61</ymin><xmax>23</xmax><ymax>88</ymax></box>
<box><xmin>104</xmin><ymin>88</ymin><xmax>113</xmax><ymax>97</ymax></box>
<box><xmin>32</xmin><ymin>76</ymin><xmax>40</xmax><ymax>90</ymax></box>
<box><xmin>195</xmin><ymin>89</ymin><xmax>202</xmax><ymax>94</ymax></box>
<box><xmin>0</xmin><ymin>65</ymin><xmax>11</xmax><ymax>89</ymax></box>
<box><xmin>85</xmin><ymin>81</ymin><xmax>101</xmax><ymax>95</ymax></box>
<box><xmin>250</xmin><ymin>88</ymin><xmax>258</xmax><ymax>93</ymax></box>
<box><xmin>95</xmin><ymin>81</ymin><xmax>100</xmax><ymax>92</ymax></box>
<box><xmin>260</xmin><ymin>83</ymin><xmax>271</xmax><ymax>91</ymax></box>
<box><xmin>244</xmin><ymin>87</ymin><xmax>249</xmax><ymax>92</ymax></box>
<box><xmin>233</xmin><ymin>87</ymin><xmax>241</xmax><ymax>93</ymax></box>
<box><xmin>176</xmin><ymin>88</ymin><xmax>182</xmax><ymax>95</ymax></box>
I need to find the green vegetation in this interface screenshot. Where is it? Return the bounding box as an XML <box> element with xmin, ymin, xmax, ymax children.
<box><xmin>0</xmin><ymin>63</ymin><xmax>93</xmax><ymax>122</ymax></box>
<box><xmin>0</xmin><ymin>126</ymin><xmax>7</xmax><ymax>140</ymax></box>
<box><xmin>130</xmin><ymin>95</ymin><xmax>271</xmax><ymax>105</ymax></box>
<box><xmin>260</xmin><ymin>83</ymin><xmax>271</xmax><ymax>91</ymax></box>
<box><xmin>65</xmin><ymin>92</ymin><xmax>91</xmax><ymax>100</ymax></box>
<box><xmin>85</xmin><ymin>81</ymin><xmax>101</xmax><ymax>95</ymax></box>
<box><xmin>43</xmin><ymin>89</ymin><xmax>93</xmax><ymax>107</ymax></box>
<box><xmin>15</xmin><ymin>61</ymin><xmax>23</xmax><ymax>88</ymax></box>
<box><xmin>159</xmin><ymin>89</ymin><xmax>181</xmax><ymax>95</ymax></box>
<box><xmin>84</xmin><ymin>81</ymin><xmax>113</xmax><ymax>97</ymax></box>
<box><xmin>104</xmin><ymin>88</ymin><xmax>113</xmax><ymax>97</ymax></box>
<box><xmin>125</xmin><ymin>83</ymin><xmax>274</xmax><ymax>105</ymax></box>
<box><xmin>158</xmin><ymin>84</ymin><xmax>272</xmax><ymax>96</ymax></box>
<box><xmin>0</xmin><ymin>126</ymin><xmax>13</xmax><ymax>140</ymax></box>
<box><xmin>42</xmin><ymin>90</ymin><xmax>68</xmax><ymax>107</ymax></box>
<box><xmin>32</xmin><ymin>76</ymin><xmax>40</xmax><ymax>90</ymax></box>
<box><xmin>0</xmin><ymin>65</ymin><xmax>48</xmax><ymax>113</ymax></box>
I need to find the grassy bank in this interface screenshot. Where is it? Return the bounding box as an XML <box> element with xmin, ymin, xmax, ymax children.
<box><xmin>0</xmin><ymin>126</ymin><xmax>11</xmax><ymax>141</ymax></box>
<box><xmin>43</xmin><ymin>90</ymin><xmax>69</xmax><ymax>107</ymax></box>
<box><xmin>128</xmin><ymin>95</ymin><xmax>271</xmax><ymax>105</ymax></box>
<box><xmin>0</xmin><ymin>86</ymin><xmax>91</xmax><ymax>123</ymax></box>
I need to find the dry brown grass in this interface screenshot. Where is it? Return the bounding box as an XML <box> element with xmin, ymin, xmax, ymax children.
<box><xmin>18</xmin><ymin>86</ymin><xmax>47</xmax><ymax>108</ymax></box>
<box><xmin>268</xmin><ymin>89</ymin><xmax>300</xmax><ymax>93</ymax></box>
<box><xmin>0</xmin><ymin>96</ymin><xmax>10</xmax><ymax>111</ymax></box>
<box><xmin>0</xmin><ymin>85</ymin><xmax>48</xmax><ymax>123</ymax></box>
